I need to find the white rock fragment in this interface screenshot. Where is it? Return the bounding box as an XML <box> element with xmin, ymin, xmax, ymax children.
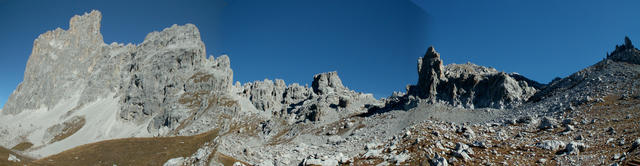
<box><xmin>233</xmin><ymin>162</ymin><xmax>246</xmax><ymax>166</ymax></box>
<box><xmin>536</xmin><ymin>140</ymin><xmax>566</xmax><ymax>151</ymax></box>
<box><xmin>452</xmin><ymin>142</ymin><xmax>473</xmax><ymax>161</ymax></box>
<box><xmin>563</xmin><ymin>141</ymin><xmax>587</xmax><ymax>155</ymax></box>
<box><xmin>429</xmin><ymin>154</ymin><xmax>448</xmax><ymax>166</ymax></box>
<box><xmin>163</xmin><ymin>157</ymin><xmax>185</xmax><ymax>166</ymax></box>
<box><xmin>7</xmin><ymin>154</ymin><xmax>20</xmax><ymax>162</ymax></box>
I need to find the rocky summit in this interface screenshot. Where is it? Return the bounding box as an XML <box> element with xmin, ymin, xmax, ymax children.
<box><xmin>1</xmin><ymin>10</ymin><xmax>640</xmax><ymax>166</ymax></box>
<box><xmin>407</xmin><ymin>46</ymin><xmax>541</xmax><ymax>109</ymax></box>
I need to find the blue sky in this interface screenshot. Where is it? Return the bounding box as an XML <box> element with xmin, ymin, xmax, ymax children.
<box><xmin>1</xmin><ymin>0</ymin><xmax>639</xmax><ymax>108</ymax></box>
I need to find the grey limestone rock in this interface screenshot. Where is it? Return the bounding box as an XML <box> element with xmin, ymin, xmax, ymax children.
<box><xmin>536</xmin><ymin>140</ymin><xmax>566</xmax><ymax>151</ymax></box>
<box><xmin>414</xmin><ymin>46</ymin><xmax>445</xmax><ymax>101</ymax></box>
<box><xmin>429</xmin><ymin>154</ymin><xmax>448</xmax><ymax>166</ymax></box>
<box><xmin>242</xmin><ymin>79</ymin><xmax>287</xmax><ymax>113</ymax></box>
<box><xmin>407</xmin><ymin>46</ymin><xmax>540</xmax><ymax>109</ymax></box>
<box><xmin>3</xmin><ymin>10</ymin><xmax>106</xmax><ymax>114</ymax></box>
<box><xmin>563</xmin><ymin>141</ymin><xmax>587</xmax><ymax>155</ymax></box>
<box><xmin>608</xmin><ymin>36</ymin><xmax>640</xmax><ymax>65</ymax></box>
<box><xmin>2</xmin><ymin>10</ymin><xmax>234</xmax><ymax>135</ymax></box>
<box><xmin>452</xmin><ymin>142</ymin><xmax>474</xmax><ymax>161</ymax></box>
<box><xmin>7</xmin><ymin>154</ymin><xmax>20</xmax><ymax>162</ymax></box>
<box><xmin>242</xmin><ymin>71</ymin><xmax>376</xmax><ymax>123</ymax></box>
<box><xmin>240</xmin><ymin>79</ymin><xmax>313</xmax><ymax>117</ymax></box>
<box><xmin>539</xmin><ymin>117</ymin><xmax>558</xmax><ymax>130</ymax></box>
<box><xmin>632</xmin><ymin>138</ymin><xmax>640</xmax><ymax>150</ymax></box>
<box><xmin>312</xmin><ymin>71</ymin><xmax>347</xmax><ymax>95</ymax></box>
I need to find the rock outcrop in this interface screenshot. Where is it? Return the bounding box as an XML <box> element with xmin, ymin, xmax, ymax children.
<box><xmin>240</xmin><ymin>79</ymin><xmax>312</xmax><ymax>115</ymax></box>
<box><xmin>607</xmin><ymin>36</ymin><xmax>640</xmax><ymax>65</ymax></box>
<box><xmin>407</xmin><ymin>46</ymin><xmax>540</xmax><ymax>109</ymax></box>
<box><xmin>1</xmin><ymin>10</ymin><xmax>233</xmax><ymax>132</ymax></box>
<box><xmin>312</xmin><ymin>71</ymin><xmax>347</xmax><ymax>95</ymax></box>
<box><xmin>413</xmin><ymin>47</ymin><xmax>445</xmax><ymax>101</ymax></box>
<box><xmin>240</xmin><ymin>72</ymin><xmax>377</xmax><ymax>123</ymax></box>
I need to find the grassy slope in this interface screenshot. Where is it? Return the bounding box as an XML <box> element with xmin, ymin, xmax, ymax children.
<box><xmin>33</xmin><ymin>129</ymin><xmax>219</xmax><ymax>166</ymax></box>
<box><xmin>0</xmin><ymin>146</ymin><xmax>34</xmax><ymax>166</ymax></box>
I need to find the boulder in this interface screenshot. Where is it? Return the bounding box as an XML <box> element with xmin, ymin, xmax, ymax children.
<box><xmin>452</xmin><ymin>142</ymin><xmax>474</xmax><ymax>161</ymax></box>
<box><xmin>539</xmin><ymin>117</ymin><xmax>558</xmax><ymax>130</ymax></box>
<box><xmin>536</xmin><ymin>140</ymin><xmax>566</xmax><ymax>151</ymax></box>
<box><xmin>563</xmin><ymin>141</ymin><xmax>587</xmax><ymax>155</ymax></box>
<box><xmin>7</xmin><ymin>154</ymin><xmax>20</xmax><ymax>162</ymax></box>
<box><xmin>429</xmin><ymin>154</ymin><xmax>448</xmax><ymax>166</ymax></box>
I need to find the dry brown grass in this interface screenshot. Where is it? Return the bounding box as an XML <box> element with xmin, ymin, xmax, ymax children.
<box><xmin>173</xmin><ymin>93</ymin><xmax>238</xmax><ymax>135</ymax></box>
<box><xmin>178</xmin><ymin>90</ymin><xmax>210</xmax><ymax>109</ymax></box>
<box><xmin>0</xmin><ymin>146</ymin><xmax>34</xmax><ymax>166</ymax></box>
<box><xmin>179</xmin><ymin>90</ymin><xmax>238</xmax><ymax>110</ymax></box>
<box><xmin>11</xmin><ymin>142</ymin><xmax>34</xmax><ymax>151</ymax></box>
<box><xmin>34</xmin><ymin>129</ymin><xmax>220</xmax><ymax>166</ymax></box>
<box><xmin>48</xmin><ymin>116</ymin><xmax>86</xmax><ymax>144</ymax></box>
<box><xmin>190</xmin><ymin>72</ymin><xmax>214</xmax><ymax>83</ymax></box>
<box><xmin>206</xmin><ymin>95</ymin><xmax>238</xmax><ymax>110</ymax></box>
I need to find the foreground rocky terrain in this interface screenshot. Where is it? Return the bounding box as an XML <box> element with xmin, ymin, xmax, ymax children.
<box><xmin>1</xmin><ymin>10</ymin><xmax>639</xmax><ymax>166</ymax></box>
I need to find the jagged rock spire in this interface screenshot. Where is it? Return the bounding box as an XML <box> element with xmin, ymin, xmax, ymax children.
<box><xmin>407</xmin><ymin>46</ymin><xmax>539</xmax><ymax>109</ymax></box>
<box><xmin>625</xmin><ymin>36</ymin><xmax>634</xmax><ymax>49</ymax></box>
<box><xmin>414</xmin><ymin>46</ymin><xmax>444</xmax><ymax>100</ymax></box>
<box><xmin>608</xmin><ymin>36</ymin><xmax>640</xmax><ymax>64</ymax></box>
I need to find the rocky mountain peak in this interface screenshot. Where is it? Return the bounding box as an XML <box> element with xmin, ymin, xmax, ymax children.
<box><xmin>312</xmin><ymin>71</ymin><xmax>346</xmax><ymax>95</ymax></box>
<box><xmin>408</xmin><ymin>46</ymin><xmax>539</xmax><ymax>109</ymax></box>
<box><xmin>413</xmin><ymin>46</ymin><xmax>445</xmax><ymax>100</ymax></box>
<box><xmin>68</xmin><ymin>10</ymin><xmax>103</xmax><ymax>43</ymax></box>
<box><xmin>143</xmin><ymin>24</ymin><xmax>202</xmax><ymax>45</ymax></box>
<box><xmin>69</xmin><ymin>10</ymin><xmax>101</xmax><ymax>33</ymax></box>
<box><xmin>608</xmin><ymin>36</ymin><xmax>640</xmax><ymax>65</ymax></box>
<box><xmin>625</xmin><ymin>36</ymin><xmax>634</xmax><ymax>49</ymax></box>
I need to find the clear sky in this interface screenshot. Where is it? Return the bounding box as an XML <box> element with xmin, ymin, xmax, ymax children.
<box><xmin>1</xmin><ymin>0</ymin><xmax>639</xmax><ymax>108</ymax></box>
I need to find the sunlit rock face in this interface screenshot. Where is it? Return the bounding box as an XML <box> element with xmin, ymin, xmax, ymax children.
<box><xmin>408</xmin><ymin>46</ymin><xmax>540</xmax><ymax>109</ymax></box>
<box><xmin>2</xmin><ymin>10</ymin><xmax>233</xmax><ymax>129</ymax></box>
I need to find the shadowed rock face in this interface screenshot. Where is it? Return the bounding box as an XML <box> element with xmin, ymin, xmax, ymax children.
<box><xmin>414</xmin><ymin>47</ymin><xmax>445</xmax><ymax>101</ymax></box>
<box><xmin>408</xmin><ymin>47</ymin><xmax>540</xmax><ymax>109</ymax></box>
<box><xmin>608</xmin><ymin>36</ymin><xmax>640</xmax><ymax>65</ymax></box>
<box><xmin>3</xmin><ymin>10</ymin><xmax>106</xmax><ymax>115</ymax></box>
<box><xmin>2</xmin><ymin>10</ymin><xmax>233</xmax><ymax>131</ymax></box>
